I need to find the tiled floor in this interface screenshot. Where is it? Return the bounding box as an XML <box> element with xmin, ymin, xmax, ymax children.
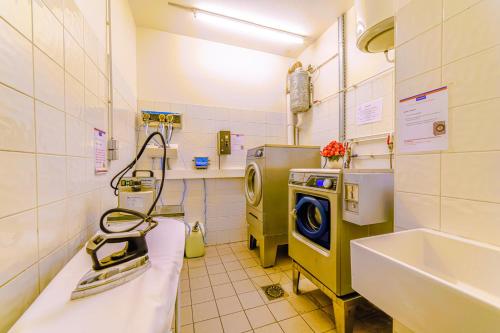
<box><xmin>178</xmin><ymin>242</ymin><xmax>392</xmax><ymax>333</ymax></box>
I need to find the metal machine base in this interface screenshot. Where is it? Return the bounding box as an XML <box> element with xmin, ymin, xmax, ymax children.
<box><xmin>247</xmin><ymin>229</ymin><xmax>287</xmax><ymax>268</ymax></box>
<box><xmin>292</xmin><ymin>261</ymin><xmax>365</xmax><ymax>333</ymax></box>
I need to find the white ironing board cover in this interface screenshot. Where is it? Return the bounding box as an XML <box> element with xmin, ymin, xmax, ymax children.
<box><xmin>9</xmin><ymin>218</ymin><xmax>185</xmax><ymax>333</ymax></box>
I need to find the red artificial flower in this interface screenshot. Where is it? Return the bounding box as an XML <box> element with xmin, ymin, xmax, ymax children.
<box><xmin>320</xmin><ymin>140</ymin><xmax>345</xmax><ymax>158</ymax></box>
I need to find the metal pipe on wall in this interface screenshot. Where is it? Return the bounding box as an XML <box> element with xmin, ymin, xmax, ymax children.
<box><xmin>106</xmin><ymin>0</ymin><xmax>114</xmax><ymax>144</ymax></box>
<box><xmin>338</xmin><ymin>14</ymin><xmax>346</xmax><ymax>142</ymax></box>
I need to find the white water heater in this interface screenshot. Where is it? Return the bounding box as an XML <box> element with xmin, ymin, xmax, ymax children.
<box><xmin>289</xmin><ymin>67</ymin><xmax>311</xmax><ymax>113</ymax></box>
<box><xmin>355</xmin><ymin>0</ymin><xmax>394</xmax><ymax>53</ymax></box>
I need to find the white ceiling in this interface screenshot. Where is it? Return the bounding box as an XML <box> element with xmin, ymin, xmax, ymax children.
<box><xmin>128</xmin><ymin>0</ymin><xmax>353</xmax><ymax>58</ymax></box>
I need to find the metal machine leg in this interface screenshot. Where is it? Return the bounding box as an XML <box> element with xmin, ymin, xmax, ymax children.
<box><xmin>332</xmin><ymin>296</ymin><xmax>362</xmax><ymax>333</ymax></box>
<box><xmin>248</xmin><ymin>233</ymin><xmax>257</xmax><ymax>250</ymax></box>
<box><xmin>259</xmin><ymin>238</ymin><xmax>278</xmax><ymax>268</ymax></box>
<box><xmin>292</xmin><ymin>268</ymin><xmax>301</xmax><ymax>294</ymax></box>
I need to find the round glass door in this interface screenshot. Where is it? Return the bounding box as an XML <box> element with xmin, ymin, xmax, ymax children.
<box><xmin>295</xmin><ymin>196</ymin><xmax>329</xmax><ymax>239</ymax></box>
<box><xmin>245</xmin><ymin>162</ymin><xmax>262</xmax><ymax>206</ymax></box>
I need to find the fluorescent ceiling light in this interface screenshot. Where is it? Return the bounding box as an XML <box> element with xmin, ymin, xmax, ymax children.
<box><xmin>168</xmin><ymin>2</ymin><xmax>305</xmax><ymax>44</ymax></box>
<box><xmin>194</xmin><ymin>11</ymin><xmax>304</xmax><ymax>44</ymax></box>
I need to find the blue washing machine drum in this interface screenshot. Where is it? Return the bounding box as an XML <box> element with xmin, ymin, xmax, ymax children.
<box><xmin>295</xmin><ymin>194</ymin><xmax>331</xmax><ymax>249</ymax></box>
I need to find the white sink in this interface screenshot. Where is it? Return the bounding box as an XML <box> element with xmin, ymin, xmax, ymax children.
<box><xmin>350</xmin><ymin>228</ymin><xmax>500</xmax><ymax>333</ymax></box>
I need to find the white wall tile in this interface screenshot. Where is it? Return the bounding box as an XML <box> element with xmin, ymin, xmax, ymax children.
<box><xmin>39</xmin><ymin>243</ymin><xmax>68</xmax><ymax>291</ymax></box>
<box><xmin>37</xmin><ymin>200</ymin><xmax>67</xmax><ymax>258</ymax></box>
<box><xmin>32</xmin><ymin>0</ymin><xmax>64</xmax><ymax>66</ymax></box>
<box><xmin>0</xmin><ymin>0</ymin><xmax>32</xmax><ymax>39</ymax></box>
<box><xmin>66</xmin><ymin>195</ymin><xmax>86</xmax><ymax>238</ymax></box>
<box><xmin>396</xmin><ymin>26</ymin><xmax>442</xmax><ymax>83</ymax></box>
<box><xmin>67</xmin><ymin>156</ymin><xmax>86</xmax><ymax>195</ymax></box>
<box><xmin>443</xmin><ymin>0</ymin><xmax>500</xmax><ymax>64</ymax></box>
<box><xmin>64</xmin><ymin>29</ymin><xmax>84</xmax><ymax>84</ymax></box>
<box><xmin>37</xmin><ymin>154</ymin><xmax>67</xmax><ymax>205</ymax></box>
<box><xmin>0</xmin><ymin>152</ymin><xmax>37</xmax><ymax>218</ymax></box>
<box><xmin>63</xmin><ymin>0</ymin><xmax>84</xmax><ymax>47</ymax></box>
<box><xmin>442</xmin><ymin>151</ymin><xmax>500</xmax><ymax>203</ymax></box>
<box><xmin>395</xmin><ymin>69</ymin><xmax>442</xmax><ymax>101</ymax></box>
<box><xmin>448</xmin><ymin>98</ymin><xmax>500</xmax><ymax>152</ymax></box>
<box><xmin>65</xmin><ymin>71</ymin><xmax>85</xmax><ymax>118</ymax></box>
<box><xmin>66</xmin><ymin>114</ymin><xmax>86</xmax><ymax>156</ymax></box>
<box><xmin>443</xmin><ymin>0</ymin><xmax>482</xmax><ymax>20</ymax></box>
<box><xmin>442</xmin><ymin>197</ymin><xmax>500</xmax><ymax>247</ymax></box>
<box><xmin>0</xmin><ymin>265</ymin><xmax>39</xmax><ymax>333</ymax></box>
<box><xmin>84</xmin><ymin>55</ymin><xmax>99</xmax><ymax>96</ymax></box>
<box><xmin>395</xmin><ymin>154</ymin><xmax>440</xmax><ymax>195</ymax></box>
<box><xmin>42</xmin><ymin>0</ymin><xmax>64</xmax><ymax>23</ymax></box>
<box><xmin>395</xmin><ymin>192</ymin><xmax>440</xmax><ymax>230</ymax></box>
<box><xmin>396</xmin><ymin>0</ymin><xmax>442</xmax><ymax>46</ymax></box>
<box><xmin>0</xmin><ymin>210</ymin><xmax>37</xmax><ymax>286</ymax></box>
<box><xmin>34</xmin><ymin>47</ymin><xmax>64</xmax><ymax>110</ymax></box>
<box><xmin>0</xmin><ymin>83</ymin><xmax>35</xmax><ymax>152</ymax></box>
<box><xmin>35</xmin><ymin>101</ymin><xmax>66</xmax><ymax>155</ymax></box>
<box><xmin>443</xmin><ymin>45</ymin><xmax>500</xmax><ymax>108</ymax></box>
<box><xmin>0</xmin><ymin>19</ymin><xmax>33</xmax><ymax>95</ymax></box>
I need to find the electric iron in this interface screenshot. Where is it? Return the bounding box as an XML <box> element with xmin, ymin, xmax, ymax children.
<box><xmin>71</xmin><ymin>131</ymin><xmax>168</xmax><ymax>300</ymax></box>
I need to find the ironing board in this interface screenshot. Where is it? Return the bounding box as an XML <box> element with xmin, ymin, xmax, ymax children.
<box><xmin>9</xmin><ymin>217</ymin><xmax>186</xmax><ymax>333</ymax></box>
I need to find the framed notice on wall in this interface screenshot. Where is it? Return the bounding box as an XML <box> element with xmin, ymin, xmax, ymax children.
<box><xmin>94</xmin><ymin>128</ymin><xmax>108</xmax><ymax>174</ymax></box>
<box><xmin>397</xmin><ymin>86</ymin><xmax>448</xmax><ymax>153</ymax></box>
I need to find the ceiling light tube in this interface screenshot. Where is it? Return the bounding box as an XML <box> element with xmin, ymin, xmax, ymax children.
<box><xmin>168</xmin><ymin>2</ymin><xmax>305</xmax><ymax>44</ymax></box>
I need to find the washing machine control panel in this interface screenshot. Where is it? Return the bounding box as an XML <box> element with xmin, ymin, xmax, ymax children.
<box><xmin>289</xmin><ymin>172</ymin><xmax>339</xmax><ymax>191</ymax></box>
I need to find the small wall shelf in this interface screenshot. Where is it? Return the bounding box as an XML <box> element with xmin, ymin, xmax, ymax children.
<box><xmin>153</xmin><ymin>168</ymin><xmax>245</xmax><ymax>180</ymax></box>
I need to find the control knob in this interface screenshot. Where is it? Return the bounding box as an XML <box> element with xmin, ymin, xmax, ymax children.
<box><xmin>322</xmin><ymin>178</ymin><xmax>333</xmax><ymax>189</ymax></box>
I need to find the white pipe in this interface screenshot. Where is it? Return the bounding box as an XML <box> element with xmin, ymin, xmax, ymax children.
<box><xmin>286</xmin><ymin>93</ymin><xmax>295</xmax><ymax>145</ymax></box>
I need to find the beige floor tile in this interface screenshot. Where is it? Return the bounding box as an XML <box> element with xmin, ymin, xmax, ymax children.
<box><xmin>181</xmin><ymin>324</ymin><xmax>194</xmax><ymax>333</ymax></box>
<box><xmin>191</xmin><ymin>287</ymin><xmax>214</xmax><ymax>304</ymax></box>
<box><xmin>233</xmin><ymin>279</ymin><xmax>256</xmax><ymax>294</ymax></box>
<box><xmin>210</xmin><ymin>272</ymin><xmax>231</xmax><ymax>286</ymax></box>
<box><xmin>238</xmin><ymin>290</ymin><xmax>265</xmax><ymax>309</ymax></box>
<box><xmin>216</xmin><ymin>295</ymin><xmax>243</xmax><ymax>316</ymax></box>
<box><xmin>207</xmin><ymin>264</ymin><xmax>226</xmax><ymax>275</ymax></box>
<box><xmin>228</xmin><ymin>269</ymin><xmax>249</xmax><ymax>282</ymax></box>
<box><xmin>268</xmin><ymin>300</ymin><xmax>298</xmax><ymax>321</ymax></box>
<box><xmin>288</xmin><ymin>295</ymin><xmax>318</xmax><ymax>314</ymax></box>
<box><xmin>188</xmin><ymin>259</ymin><xmax>206</xmax><ymax>269</ymax></box>
<box><xmin>245</xmin><ymin>305</ymin><xmax>276</xmax><ymax>329</ymax></box>
<box><xmin>205</xmin><ymin>247</ymin><xmax>219</xmax><ymax>258</ymax></box>
<box><xmin>268</xmin><ymin>272</ymin><xmax>291</xmax><ymax>284</ymax></box>
<box><xmin>309</xmin><ymin>290</ymin><xmax>332</xmax><ymax>306</ymax></box>
<box><xmin>220</xmin><ymin>311</ymin><xmax>252</xmax><ymax>333</ymax></box>
<box><xmin>181</xmin><ymin>269</ymin><xmax>189</xmax><ymax>280</ymax></box>
<box><xmin>189</xmin><ymin>267</ymin><xmax>208</xmax><ymax>278</ymax></box>
<box><xmin>192</xmin><ymin>300</ymin><xmax>219</xmax><ymax>322</ymax></box>
<box><xmin>217</xmin><ymin>247</ymin><xmax>233</xmax><ymax>255</ymax></box>
<box><xmin>278</xmin><ymin>316</ymin><xmax>313</xmax><ymax>333</ymax></box>
<box><xmin>180</xmin><ymin>279</ymin><xmax>190</xmax><ymax>292</ymax></box>
<box><xmin>194</xmin><ymin>317</ymin><xmax>223</xmax><ymax>333</ymax></box>
<box><xmin>205</xmin><ymin>256</ymin><xmax>222</xmax><ymax>266</ymax></box>
<box><xmin>181</xmin><ymin>291</ymin><xmax>192</xmax><ymax>306</ymax></box>
<box><xmin>263</xmin><ymin>267</ymin><xmax>281</xmax><ymax>274</ymax></box>
<box><xmin>240</xmin><ymin>258</ymin><xmax>259</xmax><ymax>268</ymax></box>
<box><xmin>220</xmin><ymin>253</ymin><xmax>238</xmax><ymax>263</ymax></box>
<box><xmin>235</xmin><ymin>251</ymin><xmax>253</xmax><ymax>260</ymax></box>
<box><xmin>301</xmin><ymin>309</ymin><xmax>334</xmax><ymax>333</ymax></box>
<box><xmin>181</xmin><ymin>306</ymin><xmax>193</xmax><ymax>325</ymax></box>
<box><xmin>245</xmin><ymin>266</ymin><xmax>266</xmax><ymax>278</ymax></box>
<box><xmin>254</xmin><ymin>322</ymin><xmax>284</xmax><ymax>333</ymax></box>
<box><xmin>224</xmin><ymin>260</ymin><xmax>244</xmax><ymax>271</ymax></box>
<box><xmin>213</xmin><ymin>282</ymin><xmax>236</xmax><ymax>299</ymax></box>
<box><xmin>252</xmin><ymin>275</ymin><xmax>273</xmax><ymax>287</ymax></box>
<box><xmin>190</xmin><ymin>276</ymin><xmax>211</xmax><ymax>290</ymax></box>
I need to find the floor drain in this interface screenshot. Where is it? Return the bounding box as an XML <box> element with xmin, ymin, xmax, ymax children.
<box><xmin>262</xmin><ymin>284</ymin><xmax>285</xmax><ymax>300</ymax></box>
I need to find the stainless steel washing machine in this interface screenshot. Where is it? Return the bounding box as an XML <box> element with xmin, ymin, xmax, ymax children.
<box><xmin>288</xmin><ymin>168</ymin><xmax>393</xmax><ymax>333</ymax></box>
<box><xmin>245</xmin><ymin>145</ymin><xmax>320</xmax><ymax>267</ymax></box>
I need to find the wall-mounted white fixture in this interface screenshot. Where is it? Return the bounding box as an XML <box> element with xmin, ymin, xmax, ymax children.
<box><xmin>355</xmin><ymin>0</ymin><xmax>394</xmax><ymax>54</ymax></box>
<box><xmin>168</xmin><ymin>2</ymin><xmax>305</xmax><ymax>44</ymax></box>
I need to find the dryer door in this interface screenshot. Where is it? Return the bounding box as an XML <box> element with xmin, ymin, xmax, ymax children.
<box><xmin>295</xmin><ymin>196</ymin><xmax>330</xmax><ymax>239</ymax></box>
<box><xmin>245</xmin><ymin>162</ymin><xmax>262</xmax><ymax>206</ymax></box>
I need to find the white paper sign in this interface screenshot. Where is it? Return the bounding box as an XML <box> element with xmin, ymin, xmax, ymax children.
<box><xmin>398</xmin><ymin>86</ymin><xmax>448</xmax><ymax>153</ymax></box>
<box><xmin>94</xmin><ymin>128</ymin><xmax>108</xmax><ymax>174</ymax></box>
<box><xmin>231</xmin><ymin>133</ymin><xmax>245</xmax><ymax>151</ymax></box>
<box><xmin>356</xmin><ymin>98</ymin><xmax>383</xmax><ymax>125</ymax></box>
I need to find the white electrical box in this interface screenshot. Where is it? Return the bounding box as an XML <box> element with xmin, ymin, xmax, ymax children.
<box><xmin>343</xmin><ymin>169</ymin><xmax>393</xmax><ymax>226</ymax></box>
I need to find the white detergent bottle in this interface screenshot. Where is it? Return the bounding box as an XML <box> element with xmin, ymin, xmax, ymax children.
<box><xmin>185</xmin><ymin>222</ymin><xmax>205</xmax><ymax>258</ymax></box>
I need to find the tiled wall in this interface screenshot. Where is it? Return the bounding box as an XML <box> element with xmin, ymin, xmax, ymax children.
<box><xmin>137</xmin><ymin>100</ymin><xmax>287</xmax><ymax>245</ymax></box>
<box><xmin>0</xmin><ymin>0</ymin><xmax>137</xmax><ymax>331</ymax></box>
<box><xmin>394</xmin><ymin>0</ymin><xmax>500</xmax><ymax>245</ymax></box>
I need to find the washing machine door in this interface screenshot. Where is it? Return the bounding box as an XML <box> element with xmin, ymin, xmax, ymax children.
<box><xmin>295</xmin><ymin>196</ymin><xmax>329</xmax><ymax>239</ymax></box>
<box><xmin>245</xmin><ymin>162</ymin><xmax>262</xmax><ymax>206</ymax></box>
